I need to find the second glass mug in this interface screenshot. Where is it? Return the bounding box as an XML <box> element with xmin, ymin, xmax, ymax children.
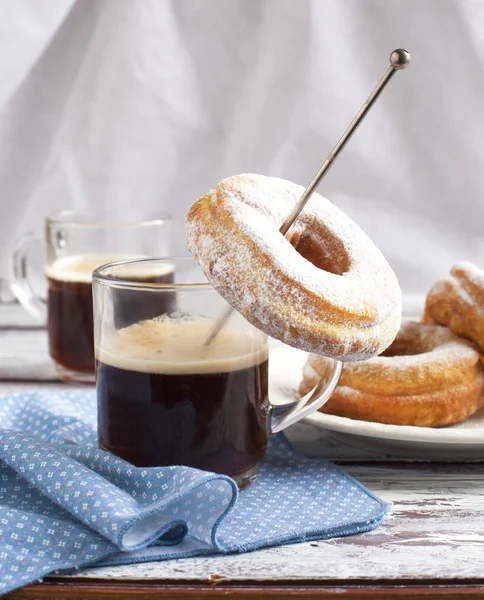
<box><xmin>93</xmin><ymin>257</ymin><xmax>342</xmax><ymax>489</ymax></box>
<box><xmin>11</xmin><ymin>210</ymin><xmax>172</xmax><ymax>382</ymax></box>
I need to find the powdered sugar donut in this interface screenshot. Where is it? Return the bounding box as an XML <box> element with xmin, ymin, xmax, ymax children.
<box><xmin>186</xmin><ymin>173</ymin><xmax>401</xmax><ymax>361</ymax></box>
<box><xmin>424</xmin><ymin>262</ymin><xmax>484</xmax><ymax>354</ymax></box>
<box><xmin>300</xmin><ymin>321</ymin><xmax>484</xmax><ymax>426</ymax></box>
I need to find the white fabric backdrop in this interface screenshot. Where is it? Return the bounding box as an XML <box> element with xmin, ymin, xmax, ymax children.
<box><xmin>0</xmin><ymin>0</ymin><xmax>483</xmax><ymax>311</ymax></box>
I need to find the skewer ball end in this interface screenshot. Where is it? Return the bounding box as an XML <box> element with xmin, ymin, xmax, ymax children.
<box><xmin>390</xmin><ymin>49</ymin><xmax>411</xmax><ymax>69</ymax></box>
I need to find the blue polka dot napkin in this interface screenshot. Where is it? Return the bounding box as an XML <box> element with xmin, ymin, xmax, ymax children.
<box><xmin>0</xmin><ymin>391</ymin><xmax>388</xmax><ymax>595</ymax></box>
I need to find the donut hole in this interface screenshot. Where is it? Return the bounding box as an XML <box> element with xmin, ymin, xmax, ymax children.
<box><xmin>380</xmin><ymin>342</ymin><xmax>422</xmax><ymax>357</ymax></box>
<box><xmin>380</xmin><ymin>324</ymin><xmax>438</xmax><ymax>357</ymax></box>
<box><xmin>288</xmin><ymin>228</ymin><xmax>350</xmax><ymax>276</ymax></box>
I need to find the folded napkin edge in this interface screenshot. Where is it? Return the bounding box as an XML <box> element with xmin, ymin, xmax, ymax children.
<box><xmin>119</xmin><ymin>474</ymin><xmax>239</xmax><ymax>551</ymax></box>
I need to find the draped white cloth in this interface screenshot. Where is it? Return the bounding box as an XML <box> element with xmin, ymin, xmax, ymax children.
<box><xmin>0</xmin><ymin>0</ymin><xmax>483</xmax><ymax>311</ymax></box>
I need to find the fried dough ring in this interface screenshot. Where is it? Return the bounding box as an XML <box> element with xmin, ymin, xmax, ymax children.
<box><xmin>300</xmin><ymin>321</ymin><xmax>484</xmax><ymax>427</ymax></box>
<box><xmin>424</xmin><ymin>262</ymin><xmax>484</xmax><ymax>354</ymax></box>
<box><xmin>186</xmin><ymin>174</ymin><xmax>401</xmax><ymax>361</ymax></box>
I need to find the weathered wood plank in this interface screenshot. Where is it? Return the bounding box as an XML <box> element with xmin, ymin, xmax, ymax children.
<box><xmin>10</xmin><ymin>582</ymin><xmax>484</xmax><ymax>600</ymax></box>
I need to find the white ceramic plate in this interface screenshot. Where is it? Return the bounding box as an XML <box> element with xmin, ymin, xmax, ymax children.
<box><xmin>269</xmin><ymin>344</ymin><xmax>484</xmax><ymax>461</ymax></box>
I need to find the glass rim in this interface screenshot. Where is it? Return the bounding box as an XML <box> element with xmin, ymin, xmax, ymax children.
<box><xmin>92</xmin><ymin>256</ymin><xmax>213</xmax><ymax>291</ymax></box>
<box><xmin>46</xmin><ymin>209</ymin><xmax>172</xmax><ymax>229</ymax></box>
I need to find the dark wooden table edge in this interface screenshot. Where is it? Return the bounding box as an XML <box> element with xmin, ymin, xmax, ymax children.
<box><xmin>8</xmin><ymin>580</ymin><xmax>484</xmax><ymax>599</ymax></box>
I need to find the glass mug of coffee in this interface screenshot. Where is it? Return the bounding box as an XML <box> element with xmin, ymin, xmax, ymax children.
<box><xmin>93</xmin><ymin>257</ymin><xmax>342</xmax><ymax>489</ymax></box>
<box><xmin>11</xmin><ymin>210</ymin><xmax>172</xmax><ymax>382</ymax></box>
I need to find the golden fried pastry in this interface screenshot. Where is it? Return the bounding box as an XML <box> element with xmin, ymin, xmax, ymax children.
<box><xmin>300</xmin><ymin>321</ymin><xmax>484</xmax><ymax>427</ymax></box>
<box><xmin>424</xmin><ymin>262</ymin><xmax>484</xmax><ymax>354</ymax></box>
<box><xmin>186</xmin><ymin>173</ymin><xmax>401</xmax><ymax>361</ymax></box>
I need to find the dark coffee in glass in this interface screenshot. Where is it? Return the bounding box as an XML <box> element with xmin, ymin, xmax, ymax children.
<box><xmin>11</xmin><ymin>210</ymin><xmax>172</xmax><ymax>383</ymax></box>
<box><xmin>46</xmin><ymin>255</ymin><xmax>174</xmax><ymax>376</ymax></box>
<box><xmin>93</xmin><ymin>257</ymin><xmax>340</xmax><ymax>490</ymax></box>
<box><xmin>96</xmin><ymin>318</ymin><xmax>269</xmax><ymax>482</ymax></box>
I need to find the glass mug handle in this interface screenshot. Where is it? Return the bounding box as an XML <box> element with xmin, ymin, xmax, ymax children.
<box><xmin>269</xmin><ymin>359</ymin><xmax>343</xmax><ymax>434</ymax></box>
<box><xmin>11</xmin><ymin>231</ymin><xmax>47</xmax><ymax>323</ymax></box>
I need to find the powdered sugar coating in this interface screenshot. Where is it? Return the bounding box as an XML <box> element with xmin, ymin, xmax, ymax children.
<box><xmin>322</xmin><ymin>321</ymin><xmax>479</xmax><ymax>393</ymax></box>
<box><xmin>186</xmin><ymin>174</ymin><xmax>401</xmax><ymax>361</ymax></box>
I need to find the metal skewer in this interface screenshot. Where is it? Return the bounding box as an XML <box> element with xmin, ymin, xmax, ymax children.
<box><xmin>203</xmin><ymin>48</ymin><xmax>410</xmax><ymax>346</ymax></box>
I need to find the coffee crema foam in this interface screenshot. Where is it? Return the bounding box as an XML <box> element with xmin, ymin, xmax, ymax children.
<box><xmin>96</xmin><ymin>317</ymin><xmax>268</xmax><ymax>375</ymax></box>
<box><xmin>45</xmin><ymin>254</ymin><xmax>173</xmax><ymax>284</ymax></box>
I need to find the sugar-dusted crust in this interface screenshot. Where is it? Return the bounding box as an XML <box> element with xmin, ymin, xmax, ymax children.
<box><xmin>299</xmin><ymin>321</ymin><xmax>484</xmax><ymax>427</ymax></box>
<box><xmin>186</xmin><ymin>174</ymin><xmax>401</xmax><ymax>361</ymax></box>
<box><xmin>424</xmin><ymin>261</ymin><xmax>484</xmax><ymax>354</ymax></box>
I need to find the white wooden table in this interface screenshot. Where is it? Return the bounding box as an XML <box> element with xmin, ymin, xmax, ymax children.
<box><xmin>2</xmin><ymin>305</ymin><xmax>484</xmax><ymax>600</ymax></box>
